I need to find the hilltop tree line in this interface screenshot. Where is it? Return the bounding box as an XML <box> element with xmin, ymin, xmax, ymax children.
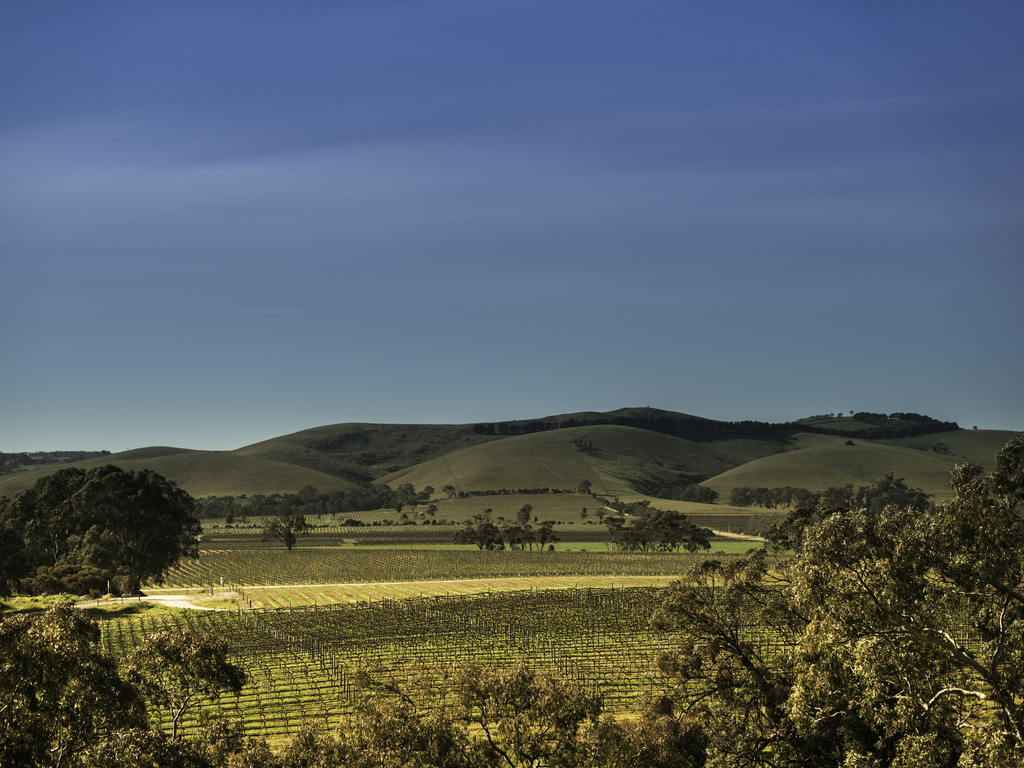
<box><xmin>472</xmin><ymin>413</ymin><xmax>763</xmax><ymax>437</ymax></box>
<box><xmin>449</xmin><ymin>486</ymin><xmax>586</xmax><ymax>498</ymax></box>
<box><xmin>830</xmin><ymin>411</ymin><xmax>959</xmax><ymax>438</ymax></box>
<box><xmin>197</xmin><ymin>484</ymin><xmax>602</xmax><ymax>529</ymax></box>
<box><xmin>0</xmin><ymin>465</ymin><xmax>201</xmax><ymax>597</ymax></box>
<box><xmin>193</xmin><ymin>483</ymin><xmax>430</xmax><ymax>521</ymax></box>
<box><xmin>729</xmin><ymin>473</ymin><xmax>932</xmax><ymax>513</ymax></box>
<box><xmin>472</xmin><ymin>410</ymin><xmax>958</xmax><ymax>441</ymax></box>
<box><xmin>629</xmin><ymin>480</ymin><xmax>719</xmax><ymax>504</ymax></box>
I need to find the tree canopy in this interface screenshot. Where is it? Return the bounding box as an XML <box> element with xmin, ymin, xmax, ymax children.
<box><xmin>653</xmin><ymin>433</ymin><xmax>1024</xmax><ymax>766</ymax></box>
<box><xmin>127</xmin><ymin>631</ymin><xmax>247</xmax><ymax>739</ymax></box>
<box><xmin>454</xmin><ymin>510</ymin><xmax>505</xmax><ymax>550</ymax></box>
<box><xmin>604</xmin><ymin>503</ymin><xmax>711</xmax><ymax>552</ymax></box>
<box><xmin>0</xmin><ymin>465</ymin><xmax>201</xmax><ymax>595</ymax></box>
<box><xmin>1</xmin><ymin>606</ymin><xmax>250</xmax><ymax>768</ymax></box>
<box><xmin>0</xmin><ymin>603</ymin><xmax>146</xmax><ymax>768</ymax></box>
<box><xmin>261</xmin><ymin>505</ymin><xmax>310</xmax><ymax>551</ymax></box>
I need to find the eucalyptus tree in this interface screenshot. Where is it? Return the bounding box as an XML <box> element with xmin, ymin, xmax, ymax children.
<box><xmin>454</xmin><ymin>510</ymin><xmax>504</xmax><ymax>550</ymax></box>
<box><xmin>126</xmin><ymin>630</ymin><xmax>246</xmax><ymax>740</ymax></box>
<box><xmin>787</xmin><ymin>433</ymin><xmax>1024</xmax><ymax>765</ymax></box>
<box><xmin>0</xmin><ymin>465</ymin><xmax>201</xmax><ymax>594</ymax></box>
<box><xmin>0</xmin><ymin>604</ymin><xmax>146</xmax><ymax>768</ymax></box>
<box><xmin>260</xmin><ymin>505</ymin><xmax>310</xmax><ymax>551</ymax></box>
<box><xmin>606</xmin><ymin>505</ymin><xmax>711</xmax><ymax>552</ymax></box>
<box><xmin>653</xmin><ymin>434</ymin><xmax>1024</xmax><ymax>767</ymax></box>
<box><xmin>536</xmin><ymin>520</ymin><xmax>559</xmax><ymax>550</ymax></box>
<box><xmin>454</xmin><ymin>662</ymin><xmax>603</xmax><ymax>768</ymax></box>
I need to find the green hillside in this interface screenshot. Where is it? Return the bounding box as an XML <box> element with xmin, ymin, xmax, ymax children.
<box><xmin>378</xmin><ymin>424</ymin><xmax>739</xmax><ymax>498</ymax></box>
<box><xmin>701</xmin><ymin>435</ymin><xmax>964</xmax><ymax>501</ymax></box>
<box><xmin>880</xmin><ymin>429</ymin><xmax>1015</xmax><ymax>470</ymax></box>
<box><xmin>234</xmin><ymin>422</ymin><xmax>500</xmax><ymax>483</ymax></box>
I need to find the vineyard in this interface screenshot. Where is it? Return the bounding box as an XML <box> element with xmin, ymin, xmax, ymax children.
<box><xmin>160</xmin><ymin>547</ymin><xmax>743</xmax><ymax>589</ymax></box>
<box><xmin>113</xmin><ymin>513</ymin><xmax>764</xmax><ymax>746</ymax></box>
<box><xmin>101</xmin><ymin>587</ymin><xmax>684</xmax><ymax>743</ymax></box>
<box><xmin>229</xmin><ymin>576</ymin><xmax>682</xmax><ymax>609</ymax></box>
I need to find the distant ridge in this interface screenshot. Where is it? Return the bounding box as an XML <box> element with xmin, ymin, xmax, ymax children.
<box><xmin>468</xmin><ymin>407</ymin><xmax>959</xmax><ymax>441</ymax></box>
<box><xmin>0</xmin><ymin>407</ymin><xmax>1010</xmax><ymax>502</ymax></box>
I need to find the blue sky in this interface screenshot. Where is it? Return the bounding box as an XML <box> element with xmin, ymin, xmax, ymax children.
<box><xmin>3</xmin><ymin>1</ymin><xmax>1022</xmax><ymax>452</ymax></box>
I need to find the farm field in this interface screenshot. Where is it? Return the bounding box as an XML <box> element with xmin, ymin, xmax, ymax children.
<box><xmin>159</xmin><ymin>541</ymin><xmax>756</xmax><ymax>590</ymax></box>
<box><xmin>195</xmin><ymin>492</ymin><xmax>670</xmax><ymax>531</ymax></box>
<box><xmin>99</xmin><ymin>586</ymin><xmax>690</xmax><ymax>745</ymax></box>
<box><xmin>100</xmin><ymin>533</ymin><xmax>769</xmax><ymax>747</ymax></box>
<box><xmin>149</xmin><ymin>575</ymin><xmax>688</xmax><ymax>610</ymax></box>
<box><xmin>192</xmin><ymin>490</ymin><xmax>774</xmax><ymax>553</ymax></box>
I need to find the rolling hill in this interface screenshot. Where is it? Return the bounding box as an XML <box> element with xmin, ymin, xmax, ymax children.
<box><xmin>377</xmin><ymin>424</ymin><xmax>740</xmax><ymax>498</ymax></box>
<box><xmin>232</xmin><ymin>422</ymin><xmax>500</xmax><ymax>484</ymax></box>
<box><xmin>0</xmin><ymin>408</ymin><xmax>1016</xmax><ymax>505</ymax></box>
<box><xmin>700</xmin><ymin>438</ymin><xmax>963</xmax><ymax>501</ymax></box>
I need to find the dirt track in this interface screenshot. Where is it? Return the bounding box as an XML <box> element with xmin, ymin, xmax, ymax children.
<box><xmin>138</xmin><ymin>593</ymin><xmax>230</xmax><ymax>610</ymax></box>
<box><xmin>78</xmin><ymin>592</ymin><xmax>235</xmax><ymax>611</ymax></box>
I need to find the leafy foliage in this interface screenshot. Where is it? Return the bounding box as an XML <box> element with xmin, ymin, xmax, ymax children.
<box><xmin>454</xmin><ymin>662</ymin><xmax>602</xmax><ymax>767</ymax></box>
<box><xmin>454</xmin><ymin>510</ymin><xmax>506</xmax><ymax>550</ymax></box>
<box><xmin>349</xmin><ymin>661</ymin><xmax>605</xmax><ymax>768</ymax></box>
<box><xmin>654</xmin><ymin>433</ymin><xmax>1024</xmax><ymax>766</ymax></box>
<box><xmin>194</xmin><ymin>484</ymin><xmax>401</xmax><ymax>519</ymax></box>
<box><xmin>0</xmin><ymin>450</ymin><xmax>110</xmax><ymax>477</ymax></box>
<box><xmin>604</xmin><ymin>502</ymin><xmax>712</xmax><ymax>552</ymax></box>
<box><xmin>127</xmin><ymin>631</ymin><xmax>247</xmax><ymax>739</ymax></box>
<box><xmin>0</xmin><ymin>465</ymin><xmax>201</xmax><ymax>594</ymax></box>
<box><xmin>730</xmin><ymin>473</ymin><xmax>932</xmax><ymax>513</ymax></box>
<box><xmin>261</xmin><ymin>506</ymin><xmax>311</xmax><ymax>551</ymax></box>
<box><xmin>0</xmin><ymin>603</ymin><xmax>146</xmax><ymax>768</ymax></box>
<box><xmin>652</xmin><ymin>553</ymin><xmax>807</xmax><ymax>766</ymax></box>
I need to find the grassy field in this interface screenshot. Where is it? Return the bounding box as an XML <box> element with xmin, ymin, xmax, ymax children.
<box><xmin>881</xmin><ymin>429</ymin><xmax>1016</xmax><ymax>470</ymax></box>
<box><xmin>701</xmin><ymin>437</ymin><xmax>969</xmax><ymax>500</ymax></box>
<box><xmin>378</xmin><ymin>423</ymin><xmax>740</xmax><ymax>498</ymax></box>
<box><xmin>192</xmin><ymin>490</ymin><xmax>774</xmax><ymax>549</ymax></box>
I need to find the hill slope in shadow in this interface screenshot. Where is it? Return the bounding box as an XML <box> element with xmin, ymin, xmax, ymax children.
<box><xmin>377</xmin><ymin>424</ymin><xmax>742</xmax><ymax>498</ymax></box>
